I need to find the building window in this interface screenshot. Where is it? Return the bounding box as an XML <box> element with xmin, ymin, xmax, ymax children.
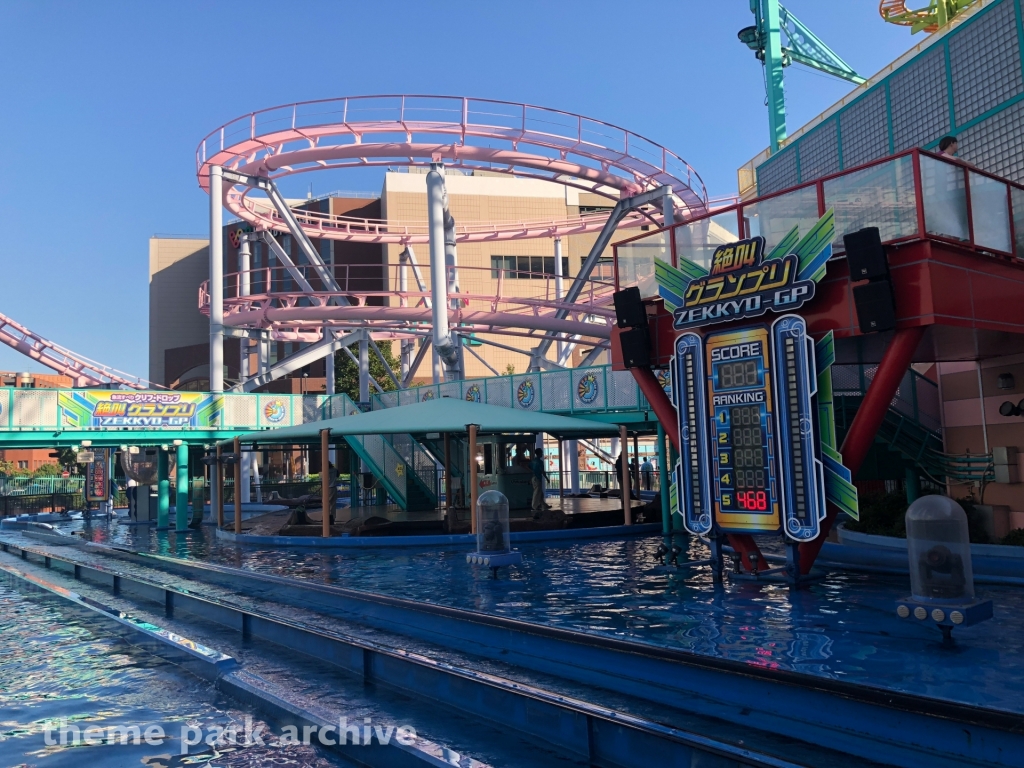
<box><xmin>491</xmin><ymin>256</ymin><xmax>570</xmax><ymax>279</ymax></box>
<box><xmin>17</xmin><ymin>461</ymin><xmax>28</xmax><ymax>469</ymax></box>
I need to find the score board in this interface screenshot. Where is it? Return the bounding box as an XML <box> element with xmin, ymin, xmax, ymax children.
<box><xmin>706</xmin><ymin>327</ymin><xmax>781</xmax><ymax>533</ymax></box>
<box><xmin>672</xmin><ymin>314</ymin><xmax>826</xmax><ymax>542</ymax></box>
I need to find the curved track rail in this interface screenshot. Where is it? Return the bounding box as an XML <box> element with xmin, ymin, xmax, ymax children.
<box><xmin>197</xmin><ymin>96</ymin><xmax>705</xmax><ymax>358</ymax></box>
<box><xmin>200</xmin><ymin>262</ymin><xmax>616</xmax><ymax>343</ymax></box>
<box><xmin>0</xmin><ymin>311</ymin><xmax>153</xmax><ymax>389</ymax></box>
<box><xmin>196</xmin><ymin>95</ymin><xmax>708</xmax><ymax>244</ymax></box>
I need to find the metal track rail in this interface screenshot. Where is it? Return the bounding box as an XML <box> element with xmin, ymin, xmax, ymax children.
<box><xmin>0</xmin><ymin>540</ymin><xmax>805</xmax><ymax>768</ymax></box>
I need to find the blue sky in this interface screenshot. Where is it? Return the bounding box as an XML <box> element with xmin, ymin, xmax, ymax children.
<box><xmin>0</xmin><ymin>0</ymin><xmax>915</xmax><ymax>379</ymax></box>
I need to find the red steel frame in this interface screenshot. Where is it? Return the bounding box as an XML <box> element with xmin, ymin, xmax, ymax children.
<box><xmin>611</xmin><ymin>147</ymin><xmax>1024</xmax><ymax>575</ymax></box>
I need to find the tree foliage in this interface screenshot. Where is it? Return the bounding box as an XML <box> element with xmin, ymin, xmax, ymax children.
<box><xmin>334</xmin><ymin>341</ymin><xmax>402</xmax><ymax>403</ymax></box>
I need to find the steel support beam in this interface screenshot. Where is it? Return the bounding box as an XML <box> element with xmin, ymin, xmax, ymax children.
<box><xmin>798</xmin><ymin>325</ymin><xmax>926</xmax><ymax>574</ymax></box>
<box><xmin>533</xmin><ymin>186</ymin><xmax>673</xmax><ymax>365</ymax></box>
<box><xmin>232</xmin><ymin>330</ymin><xmax>355</xmax><ymax>393</ymax></box>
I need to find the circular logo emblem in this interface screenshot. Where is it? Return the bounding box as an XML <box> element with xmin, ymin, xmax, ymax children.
<box><xmin>421</xmin><ymin>390</ymin><xmax>435</xmax><ymax>401</ymax></box>
<box><xmin>577</xmin><ymin>373</ymin><xmax>599</xmax><ymax>404</ymax></box>
<box><xmin>228</xmin><ymin>228</ymin><xmax>244</xmax><ymax>248</ymax></box>
<box><xmin>656</xmin><ymin>368</ymin><xmax>672</xmax><ymax>394</ymax></box>
<box><xmin>465</xmin><ymin>384</ymin><xmax>482</xmax><ymax>403</ymax></box>
<box><xmin>263</xmin><ymin>399</ymin><xmax>286</xmax><ymax>423</ymax></box>
<box><xmin>516</xmin><ymin>379</ymin><xmax>536</xmax><ymax>408</ymax></box>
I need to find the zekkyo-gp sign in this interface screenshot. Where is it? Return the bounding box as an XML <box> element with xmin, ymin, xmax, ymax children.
<box><xmin>671</xmin><ymin>236</ymin><xmax>816</xmax><ymax>330</ymax></box>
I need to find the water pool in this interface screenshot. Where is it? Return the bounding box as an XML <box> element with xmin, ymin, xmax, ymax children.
<box><xmin>0</xmin><ymin>576</ymin><xmax>345</xmax><ymax>767</ymax></box>
<box><xmin>69</xmin><ymin>520</ymin><xmax>1024</xmax><ymax>715</ymax></box>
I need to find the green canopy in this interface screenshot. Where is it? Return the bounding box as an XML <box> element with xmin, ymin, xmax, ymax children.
<box><xmin>227</xmin><ymin>397</ymin><xmax>620</xmax><ymax>446</ymax></box>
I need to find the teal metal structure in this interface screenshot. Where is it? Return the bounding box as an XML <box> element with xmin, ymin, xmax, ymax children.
<box><xmin>175</xmin><ymin>442</ymin><xmax>189</xmax><ymax>531</ymax></box>
<box><xmin>741</xmin><ymin>0</ymin><xmax>865</xmax><ymax>151</ymax></box>
<box><xmin>156</xmin><ymin>448</ymin><xmax>170</xmax><ymax>530</ymax></box>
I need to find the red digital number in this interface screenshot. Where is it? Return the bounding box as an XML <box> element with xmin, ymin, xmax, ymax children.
<box><xmin>738</xmin><ymin>491</ymin><xmax>768</xmax><ymax>511</ymax></box>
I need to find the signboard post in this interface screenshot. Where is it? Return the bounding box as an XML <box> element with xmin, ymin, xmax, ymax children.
<box><xmin>86</xmin><ymin>447</ymin><xmax>110</xmax><ymax>503</ymax></box>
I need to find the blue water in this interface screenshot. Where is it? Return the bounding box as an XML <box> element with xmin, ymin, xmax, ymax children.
<box><xmin>67</xmin><ymin>520</ymin><xmax>1024</xmax><ymax>715</ymax></box>
<box><xmin>0</xmin><ymin>576</ymin><xmax>345</xmax><ymax>767</ymax></box>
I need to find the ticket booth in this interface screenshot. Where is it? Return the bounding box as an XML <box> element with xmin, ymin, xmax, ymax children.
<box><xmin>473</xmin><ymin>435</ymin><xmax>535</xmax><ymax>511</ymax></box>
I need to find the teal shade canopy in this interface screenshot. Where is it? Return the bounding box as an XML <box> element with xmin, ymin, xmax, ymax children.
<box><xmin>226</xmin><ymin>397</ymin><xmax>622</xmax><ymax>446</ymax></box>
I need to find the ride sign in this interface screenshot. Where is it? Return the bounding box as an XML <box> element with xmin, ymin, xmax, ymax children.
<box><xmin>672</xmin><ymin>237</ymin><xmax>816</xmax><ymax>329</ymax></box>
<box><xmin>60</xmin><ymin>391</ymin><xmax>223</xmax><ymax>429</ymax></box>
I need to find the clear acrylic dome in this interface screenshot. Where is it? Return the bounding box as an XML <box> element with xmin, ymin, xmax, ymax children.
<box><xmin>477</xmin><ymin>489</ymin><xmax>510</xmax><ymax>553</ymax></box>
<box><xmin>906</xmin><ymin>495</ymin><xmax>975</xmax><ymax>603</ymax></box>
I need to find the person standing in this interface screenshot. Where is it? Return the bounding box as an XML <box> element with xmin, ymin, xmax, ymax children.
<box><xmin>641</xmin><ymin>457</ymin><xmax>654</xmax><ymax>491</ymax></box>
<box><xmin>530</xmin><ymin>448</ymin><xmax>550</xmax><ymax>511</ymax></box>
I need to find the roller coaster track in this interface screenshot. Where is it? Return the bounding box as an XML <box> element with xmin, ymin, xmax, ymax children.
<box><xmin>0</xmin><ymin>311</ymin><xmax>153</xmax><ymax>389</ymax></box>
<box><xmin>879</xmin><ymin>0</ymin><xmax>977</xmax><ymax>33</ymax></box>
<box><xmin>196</xmin><ymin>95</ymin><xmax>709</xmax><ymax>245</ymax></box>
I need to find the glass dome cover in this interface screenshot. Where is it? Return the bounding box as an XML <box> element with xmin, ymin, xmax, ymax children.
<box><xmin>906</xmin><ymin>495</ymin><xmax>975</xmax><ymax>603</ymax></box>
<box><xmin>477</xmin><ymin>489</ymin><xmax>511</xmax><ymax>553</ymax></box>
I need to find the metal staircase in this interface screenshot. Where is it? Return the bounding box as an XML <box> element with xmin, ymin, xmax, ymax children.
<box><xmin>832</xmin><ymin>365</ymin><xmax>993</xmax><ymax>484</ymax></box>
<box><xmin>323</xmin><ymin>393</ymin><xmax>439</xmax><ymax>512</ymax></box>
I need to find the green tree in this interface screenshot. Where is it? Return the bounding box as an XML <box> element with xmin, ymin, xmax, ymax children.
<box><xmin>503</xmin><ymin>363</ymin><xmax>515</xmax><ymax>376</ymax></box>
<box><xmin>334</xmin><ymin>341</ymin><xmax>401</xmax><ymax>402</ymax></box>
<box><xmin>51</xmin><ymin>448</ymin><xmax>79</xmax><ymax>472</ymax></box>
<box><xmin>32</xmin><ymin>463</ymin><xmax>61</xmax><ymax>477</ymax></box>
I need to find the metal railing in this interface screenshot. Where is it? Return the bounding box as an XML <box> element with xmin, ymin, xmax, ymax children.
<box><xmin>0</xmin><ymin>475</ymin><xmax>85</xmax><ymax>496</ymax></box>
<box><xmin>366</xmin><ymin>364</ymin><xmax>650</xmax><ymax>416</ymax></box>
<box><xmin>615</xmin><ymin>147</ymin><xmax>1024</xmax><ymax>297</ymax></box>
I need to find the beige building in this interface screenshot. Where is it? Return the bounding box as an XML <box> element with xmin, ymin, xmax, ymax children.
<box><xmin>381</xmin><ymin>169</ymin><xmax>622</xmax><ymax>380</ymax></box>
<box><xmin>150</xmin><ymin>172</ymin><xmax>637</xmax><ymax>389</ymax></box>
<box><xmin>149</xmin><ymin>236</ymin><xmax>210</xmax><ymax>389</ymax></box>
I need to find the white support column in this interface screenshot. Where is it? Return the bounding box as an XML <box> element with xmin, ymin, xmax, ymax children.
<box><xmin>399</xmin><ymin>249</ymin><xmax>411</xmax><ymax>380</ymax></box>
<box><xmin>567</xmin><ymin>439</ymin><xmax>580</xmax><ymax>494</ymax></box>
<box><xmin>553</xmin><ymin>237</ymin><xmax>564</xmax><ymax>366</ymax></box>
<box><xmin>432</xmin><ymin>346</ymin><xmax>441</xmax><ymax>385</ymax></box>
<box><xmin>426</xmin><ymin>164</ymin><xmax>460</xmax><ymax>377</ymax></box>
<box><xmin>209</xmin><ymin>166</ymin><xmax>224</xmax><ymax>393</ymax></box>
<box><xmin>240</xmin><ymin>444</ymin><xmax>251</xmax><ymax>504</ymax></box>
<box><xmin>238</xmin><ymin>235</ymin><xmax>251</xmax><ymax>381</ymax></box>
<box><xmin>238</xmin><ymin>232</ymin><xmax>253</xmax><ymax>505</ymax></box>
<box><xmin>359</xmin><ymin>334</ymin><xmax>370</xmax><ymax>403</ymax></box>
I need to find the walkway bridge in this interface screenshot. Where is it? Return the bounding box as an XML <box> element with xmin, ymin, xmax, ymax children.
<box><xmin>0</xmin><ymin>361</ymin><xmax>959</xmax><ymax>514</ymax></box>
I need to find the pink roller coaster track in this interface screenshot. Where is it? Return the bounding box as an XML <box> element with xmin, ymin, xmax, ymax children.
<box><xmin>197</xmin><ymin>96</ymin><xmax>708</xmax><ymax>350</ymax></box>
<box><xmin>0</xmin><ymin>311</ymin><xmax>154</xmax><ymax>389</ymax></box>
<box><xmin>196</xmin><ymin>95</ymin><xmax>708</xmax><ymax>244</ymax></box>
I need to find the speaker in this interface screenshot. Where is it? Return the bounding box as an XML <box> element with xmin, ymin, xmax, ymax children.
<box><xmin>844</xmin><ymin>227</ymin><xmax>889</xmax><ymax>281</ymax></box>
<box><xmin>853</xmin><ymin>280</ymin><xmax>896</xmax><ymax>333</ymax></box>
<box><xmin>619</xmin><ymin>327</ymin><xmax>651</xmax><ymax>368</ymax></box>
<box><xmin>613</xmin><ymin>287</ymin><xmax>648</xmax><ymax>329</ymax></box>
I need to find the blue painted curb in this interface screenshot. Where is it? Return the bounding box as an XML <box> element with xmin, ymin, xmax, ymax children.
<box><xmin>215</xmin><ymin>522</ymin><xmax>662</xmax><ymax>548</ymax></box>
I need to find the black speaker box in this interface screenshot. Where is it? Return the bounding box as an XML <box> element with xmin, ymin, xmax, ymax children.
<box><xmin>619</xmin><ymin>327</ymin><xmax>651</xmax><ymax>368</ymax></box>
<box><xmin>844</xmin><ymin>227</ymin><xmax>889</xmax><ymax>281</ymax></box>
<box><xmin>853</xmin><ymin>279</ymin><xmax>896</xmax><ymax>333</ymax></box>
<box><xmin>613</xmin><ymin>287</ymin><xmax>648</xmax><ymax>329</ymax></box>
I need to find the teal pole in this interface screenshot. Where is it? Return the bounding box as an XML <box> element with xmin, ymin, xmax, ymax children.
<box><xmin>657</xmin><ymin>423</ymin><xmax>671</xmax><ymax>544</ymax></box>
<box><xmin>175</xmin><ymin>442</ymin><xmax>189</xmax><ymax>531</ymax></box>
<box><xmin>156</xmin><ymin>448</ymin><xmax>170</xmax><ymax>529</ymax></box>
<box><xmin>669</xmin><ymin>441</ymin><xmax>686</xmax><ymax>547</ymax></box>
<box><xmin>905</xmin><ymin>464</ymin><xmax>921</xmax><ymax>504</ymax></box>
<box><xmin>761</xmin><ymin>0</ymin><xmax>787</xmax><ymax>152</ymax></box>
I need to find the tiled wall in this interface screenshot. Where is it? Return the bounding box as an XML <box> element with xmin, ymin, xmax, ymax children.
<box><xmin>757</xmin><ymin>0</ymin><xmax>1024</xmax><ymax>194</ymax></box>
